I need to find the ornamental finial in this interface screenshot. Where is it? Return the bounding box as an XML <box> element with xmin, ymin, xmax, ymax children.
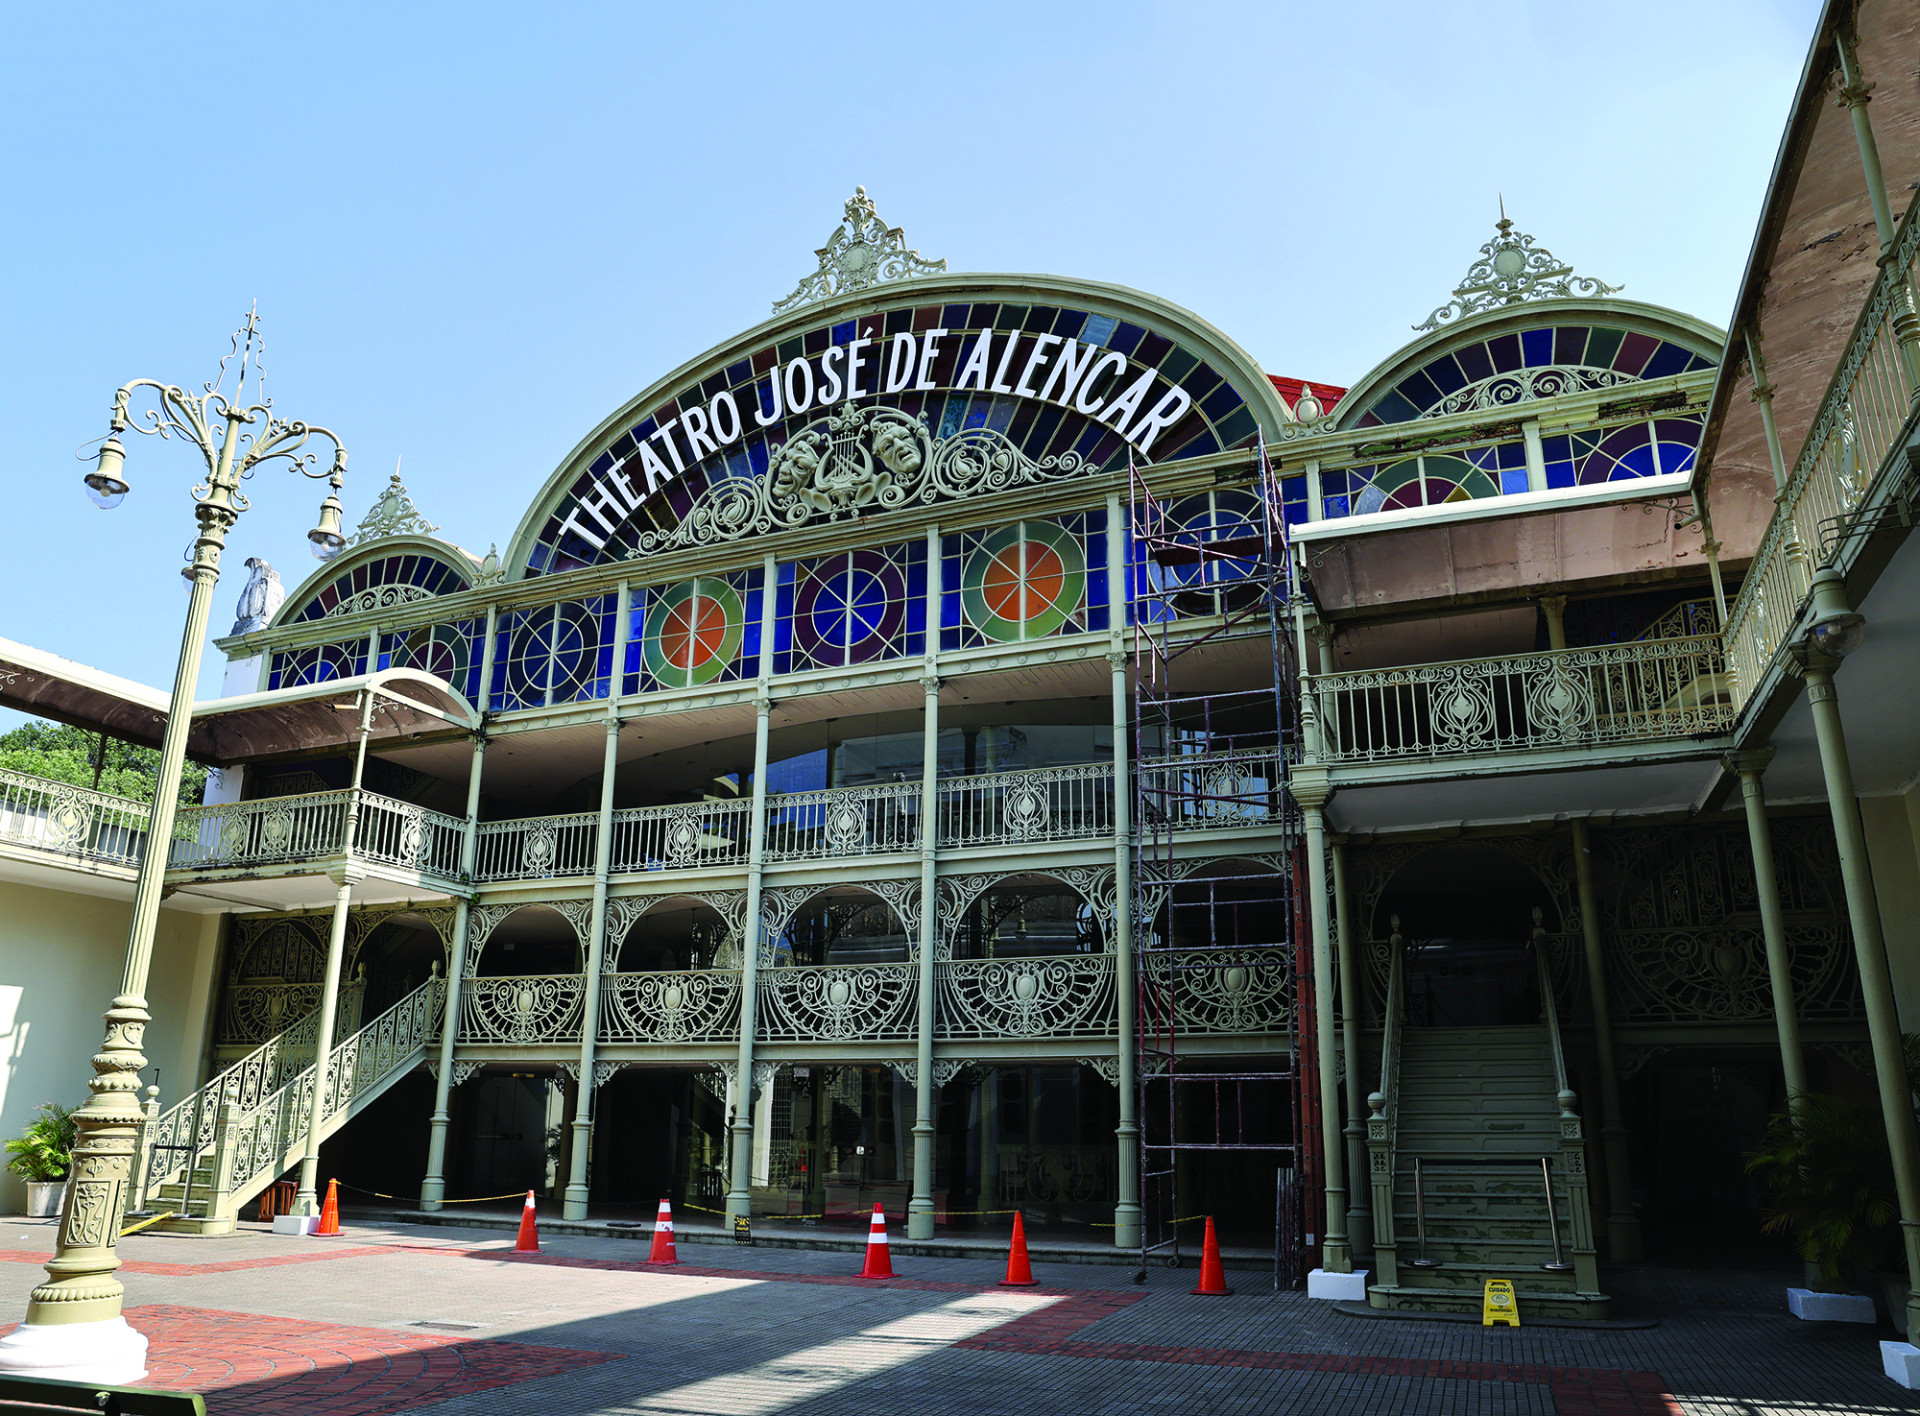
<box><xmin>1415</xmin><ymin>207</ymin><xmax>1622</xmax><ymax>331</ymax></box>
<box><xmin>348</xmin><ymin>458</ymin><xmax>439</xmax><ymax>545</ymax></box>
<box><xmin>772</xmin><ymin>186</ymin><xmax>948</xmax><ymax>314</ymax></box>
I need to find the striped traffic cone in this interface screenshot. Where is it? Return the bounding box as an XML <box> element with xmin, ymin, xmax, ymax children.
<box><xmin>859</xmin><ymin>1203</ymin><xmax>894</xmax><ymax>1279</ymax></box>
<box><xmin>646</xmin><ymin>1198</ymin><xmax>678</xmax><ymax>1264</ymax></box>
<box><xmin>1190</xmin><ymin>1216</ymin><xmax>1232</xmax><ymax>1295</ymax></box>
<box><xmin>1000</xmin><ymin>1210</ymin><xmax>1037</xmax><ymax>1287</ymax></box>
<box><xmin>513</xmin><ymin>1190</ymin><xmax>540</xmax><ymax>1253</ymax></box>
<box><xmin>316</xmin><ymin>1178</ymin><xmax>341</xmax><ymax>1236</ymax></box>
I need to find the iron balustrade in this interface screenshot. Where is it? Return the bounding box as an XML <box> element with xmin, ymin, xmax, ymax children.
<box><xmin>1136</xmin><ymin>750</ymin><xmax>1282</xmax><ymax>832</ymax></box>
<box><xmin>1723</xmin><ymin>198</ymin><xmax>1920</xmax><ymax>710</ymax></box>
<box><xmin>937</xmin><ymin>762</ymin><xmax>1114</xmax><ymax>847</ymax></box>
<box><xmin>763</xmin><ymin>780</ymin><xmax>921</xmax><ymax>861</ymax></box>
<box><xmin>1310</xmin><ymin>635</ymin><xmax>1732</xmax><ymax>766</ymax></box>
<box><xmin>474</xmin><ymin>811</ymin><xmax>598</xmax><ymax>881</ymax></box>
<box><xmin>609</xmin><ymin>798</ymin><xmax>752</xmax><ymax>873</ymax></box>
<box><xmin>935</xmin><ymin>954</ymin><xmax>1116</xmax><ymax>1040</ymax></box>
<box><xmin>757</xmin><ymin>962</ymin><xmax>918</xmax><ymax>1041</ymax></box>
<box><xmin>0</xmin><ymin>767</ymin><xmax>150</xmax><ymax>870</ymax></box>
<box><xmin>599</xmin><ymin>968</ymin><xmax>741</xmax><ymax>1043</ymax></box>
<box><xmin>168</xmin><ymin>788</ymin><xmax>465</xmax><ymax>881</ymax></box>
<box><xmin>460</xmin><ymin>974</ymin><xmax>586</xmax><ymax>1045</ymax></box>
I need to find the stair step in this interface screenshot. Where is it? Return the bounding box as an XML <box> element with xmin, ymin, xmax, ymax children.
<box><xmin>1369</xmin><ymin>1279</ymin><xmax>1609</xmax><ymax>1320</ymax></box>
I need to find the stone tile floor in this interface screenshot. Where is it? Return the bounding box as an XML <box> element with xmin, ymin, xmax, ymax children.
<box><xmin>0</xmin><ymin>1216</ymin><xmax>1910</xmax><ymax>1414</ymax></box>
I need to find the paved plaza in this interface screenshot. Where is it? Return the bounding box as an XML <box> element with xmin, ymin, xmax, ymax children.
<box><xmin>0</xmin><ymin>1216</ymin><xmax>1909</xmax><ymax>1415</ymax></box>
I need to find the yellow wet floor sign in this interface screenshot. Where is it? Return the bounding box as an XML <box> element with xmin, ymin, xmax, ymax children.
<box><xmin>1483</xmin><ymin>1278</ymin><xmax>1519</xmax><ymax>1327</ymax></box>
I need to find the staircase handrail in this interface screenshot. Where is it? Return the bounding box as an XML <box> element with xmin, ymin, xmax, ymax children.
<box><xmin>1366</xmin><ymin>921</ymin><xmax>1406</xmax><ymax>1285</ymax></box>
<box><xmin>141</xmin><ymin>1006</ymin><xmax>326</xmax><ymax>1203</ymax></box>
<box><xmin>152</xmin><ymin>977</ymin><xmax>444</xmax><ymax>1219</ymax></box>
<box><xmin>1532</xmin><ymin>916</ymin><xmax>1601</xmax><ymax>1293</ymax></box>
<box><xmin>220</xmin><ymin>974</ymin><xmax>446</xmax><ymax>1205</ymax></box>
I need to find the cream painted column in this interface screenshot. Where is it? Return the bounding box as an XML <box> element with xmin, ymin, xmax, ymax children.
<box><xmin>294</xmin><ymin>692</ymin><xmax>375</xmax><ymax>1216</ymax></box>
<box><xmin>421</xmin><ymin>732</ymin><xmax>488</xmax><ymax>1210</ymax></box>
<box><xmin>1743</xmin><ymin>330</ymin><xmax>1791</xmax><ymax>494</ymax></box>
<box><xmin>563</xmin><ymin>713</ymin><xmax>622</xmax><ymax>1220</ymax></box>
<box><xmin>726</xmin><ymin>560</ymin><xmax>780</xmax><ymax>1222</ymax></box>
<box><xmin>1727</xmin><ymin>749</ymin><xmax>1811</xmax><ymax>1107</ymax></box>
<box><xmin>1330</xmin><ymin>838</ymin><xmax>1369</xmax><ymax>1257</ymax></box>
<box><xmin>1522</xmin><ymin>419</ymin><xmax>1547</xmax><ymax>493</ymax></box>
<box><xmin>1541</xmin><ymin>594</ymin><xmax>1568</xmax><ymax>651</ymax></box>
<box><xmin>1290</xmin><ymin>767</ymin><xmax>1348</xmax><ymax>1272</ymax></box>
<box><xmin>1835</xmin><ymin>29</ymin><xmax>1897</xmax><ymax>253</ymax></box>
<box><xmin>1800</xmin><ymin>650</ymin><xmax>1920</xmax><ymax>1342</ymax></box>
<box><xmin>908</xmin><ymin>670</ymin><xmax>940</xmax><ymax>1240</ymax></box>
<box><xmin>1110</xmin><ymin>646</ymin><xmax>1141</xmax><ymax>1248</ymax></box>
<box><xmin>1569</xmin><ymin>818</ymin><xmax>1641</xmax><ymax>1260</ymax></box>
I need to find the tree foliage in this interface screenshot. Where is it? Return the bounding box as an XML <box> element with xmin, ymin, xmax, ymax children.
<box><xmin>4</xmin><ymin>1102</ymin><xmax>77</xmax><ymax>1183</ymax></box>
<box><xmin>0</xmin><ymin>719</ymin><xmax>207</xmax><ymax>808</ymax></box>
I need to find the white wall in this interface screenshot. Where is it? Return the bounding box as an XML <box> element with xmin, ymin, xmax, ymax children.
<box><xmin>0</xmin><ymin>877</ymin><xmax>220</xmax><ymax>1213</ymax></box>
<box><xmin>1864</xmin><ymin>782</ymin><xmax>1920</xmax><ymax>1034</ymax></box>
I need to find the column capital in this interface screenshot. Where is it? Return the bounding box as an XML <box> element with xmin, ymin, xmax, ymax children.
<box><xmin>1290</xmin><ymin>766</ymin><xmax>1333</xmax><ymax>813</ymax></box>
<box><xmin>1722</xmin><ymin>746</ymin><xmax>1776</xmax><ymax>777</ymax></box>
<box><xmin>753</xmin><ymin>690</ymin><xmax>774</xmax><ymax>715</ymax></box>
<box><xmin>1106</xmin><ymin>649</ymin><xmax>1128</xmax><ymax>671</ymax></box>
<box><xmin>1539</xmin><ymin>593</ymin><xmax>1568</xmax><ymax>615</ymax></box>
<box><xmin>326</xmin><ymin>862</ymin><xmax>367</xmax><ymax>889</ymax></box>
<box><xmin>918</xmin><ymin>673</ymin><xmax>941</xmax><ymax>694</ymax></box>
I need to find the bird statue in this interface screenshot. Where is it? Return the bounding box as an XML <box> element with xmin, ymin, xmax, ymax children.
<box><xmin>231</xmin><ymin>557</ymin><xmax>285</xmax><ymax>635</ymax></box>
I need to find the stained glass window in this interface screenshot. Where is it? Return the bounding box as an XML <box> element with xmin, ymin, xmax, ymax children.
<box><xmin>269</xmin><ymin>639</ymin><xmax>365</xmax><ymax>689</ymax></box>
<box><xmin>788</xmin><ymin>543</ymin><xmax>927</xmax><ymax>671</ymax></box>
<box><xmin>527</xmin><ymin>302</ymin><xmax>1254</xmax><ymax>575</ymax></box>
<box><xmin>491</xmin><ymin>596</ymin><xmax>616</xmax><ymax>711</ymax></box>
<box><xmin>941</xmin><ymin>514</ymin><xmax>1105</xmax><ymax>649</ymax></box>
<box><xmin>624</xmin><ymin>567</ymin><xmax>764</xmax><ymax>694</ymax></box>
<box><xmin>1350</xmin><ymin>324</ymin><xmax>1715</xmax><ymax>428</ymax></box>
<box><xmin>379</xmin><ymin>620</ymin><xmax>485</xmax><ymax>700</ymax></box>
<box><xmin>287</xmin><ymin>552</ymin><xmax>471</xmax><ymax>623</ymax></box>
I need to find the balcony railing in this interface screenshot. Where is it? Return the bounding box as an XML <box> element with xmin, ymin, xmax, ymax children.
<box><xmin>169</xmin><ymin>789</ymin><xmax>465</xmax><ymax>881</ymax></box>
<box><xmin>611</xmin><ymin>799</ymin><xmax>752</xmax><ymax>872</ymax></box>
<box><xmin>1309</xmin><ymin>635</ymin><xmax>1733</xmax><ymax>766</ymax></box>
<box><xmin>475</xmin><ymin>811</ymin><xmax>597</xmax><ymax>882</ymax></box>
<box><xmin>1138</xmin><ymin>750</ymin><xmax>1281</xmax><ymax>831</ymax></box>
<box><xmin>938</xmin><ymin>763</ymin><xmax>1114</xmax><ymax>847</ymax></box>
<box><xmin>1724</xmin><ymin>200</ymin><xmax>1920</xmax><ymax>710</ymax></box>
<box><xmin>601</xmin><ymin>969</ymin><xmax>740</xmax><ymax>1043</ymax></box>
<box><xmin>0</xmin><ymin>768</ymin><xmax>150</xmax><ymax>871</ymax></box>
<box><xmin>764</xmin><ymin>781</ymin><xmax>921</xmax><ymax>861</ymax></box>
<box><xmin>460</xmin><ymin>974</ymin><xmax>585</xmax><ymax>1045</ymax></box>
<box><xmin>758</xmin><ymin>962</ymin><xmax>918</xmax><ymax>1041</ymax></box>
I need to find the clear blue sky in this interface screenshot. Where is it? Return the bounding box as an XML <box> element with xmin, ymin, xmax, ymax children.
<box><xmin>1</xmin><ymin>0</ymin><xmax>1818</xmax><ymax>706</ymax></box>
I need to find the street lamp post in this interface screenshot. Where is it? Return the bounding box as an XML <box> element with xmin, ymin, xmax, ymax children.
<box><xmin>0</xmin><ymin>314</ymin><xmax>349</xmax><ymax>1383</ymax></box>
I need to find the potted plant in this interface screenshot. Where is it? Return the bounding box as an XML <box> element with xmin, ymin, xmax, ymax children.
<box><xmin>5</xmin><ymin>1103</ymin><xmax>77</xmax><ymax>1218</ymax></box>
<box><xmin>1747</xmin><ymin>1092</ymin><xmax>1898</xmax><ymax>1320</ymax></box>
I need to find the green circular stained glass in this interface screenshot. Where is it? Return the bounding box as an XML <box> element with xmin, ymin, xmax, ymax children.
<box><xmin>960</xmin><ymin>522</ymin><xmax>1086</xmax><ymax>643</ymax></box>
<box><xmin>643</xmin><ymin>578</ymin><xmax>745</xmax><ymax>688</ymax></box>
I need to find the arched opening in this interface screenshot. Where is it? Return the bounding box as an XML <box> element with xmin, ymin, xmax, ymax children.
<box><xmin>1377</xmin><ymin>843</ymin><xmax>1556</xmax><ymax>1028</ymax></box>
<box><xmin>951</xmin><ymin>873</ymin><xmax>1104</xmax><ymax>960</ymax></box>
<box><xmin>354</xmin><ymin>912</ymin><xmax>447</xmax><ymax>1017</ymax></box>
<box><xmin>613</xmin><ymin>898</ymin><xmax>736</xmax><ymax>972</ymax></box>
<box><xmin>473</xmin><ymin>905</ymin><xmax>583</xmax><ymax>977</ymax></box>
<box><xmin>772</xmin><ymin>886</ymin><xmax>909</xmax><ymax>966</ymax></box>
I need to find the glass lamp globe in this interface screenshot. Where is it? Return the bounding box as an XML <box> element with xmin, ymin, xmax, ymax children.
<box><xmin>84</xmin><ymin>436</ymin><xmax>129</xmax><ymax>510</ymax></box>
<box><xmin>309</xmin><ymin>492</ymin><xmax>347</xmax><ymax>562</ymax></box>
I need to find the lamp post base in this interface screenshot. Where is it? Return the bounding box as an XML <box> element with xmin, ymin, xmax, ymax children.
<box><xmin>0</xmin><ymin>1316</ymin><xmax>148</xmax><ymax>1383</ymax></box>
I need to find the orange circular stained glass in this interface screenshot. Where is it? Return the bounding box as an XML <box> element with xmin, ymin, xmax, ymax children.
<box><xmin>979</xmin><ymin>541</ymin><xmax>1067</xmax><ymax>622</ymax></box>
<box><xmin>960</xmin><ymin>521</ymin><xmax>1087</xmax><ymax>643</ymax></box>
<box><xmin>642</xmin><ymin>577</ymin><xmax>745</xmax><ymax>687</ymax></box>
<box><xmin>659</xmin><ymin>595</ymin><xmax>732</xmax><ymax>671</ymax></box>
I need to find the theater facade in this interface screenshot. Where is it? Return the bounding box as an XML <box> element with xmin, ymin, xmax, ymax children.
<box><xmin>9</xmin><ymin>0</ymin><xmax>1920</xmax><ymax>1341</ymax></box>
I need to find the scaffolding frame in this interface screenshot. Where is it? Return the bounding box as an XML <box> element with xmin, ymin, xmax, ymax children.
<box><xmin>1130</xmin><ymin>442</ymin><xmax>1306</xmax><ymax>1284</ymax></box>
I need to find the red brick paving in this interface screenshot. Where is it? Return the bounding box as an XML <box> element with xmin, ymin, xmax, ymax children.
<box><xmin>0</xmin><ymin>1244</ymin><xmax>1689</xmax><ymax>1413</ymax></box>
<box><xmin>114</xmin><ymin>1304</ymin><xmax>617</xmax><ymax>1416</ymax></box>
<box><xmin>956</xmin><ymin>1291</ymin><xmax>1685</xmax><ymax>1416</ymax></box>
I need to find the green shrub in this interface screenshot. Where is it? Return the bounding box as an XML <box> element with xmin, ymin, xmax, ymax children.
<box><xmin>4</xmin><ymin>1103</ymin><xmax>78</xmax><ymax>1184</ymax></box>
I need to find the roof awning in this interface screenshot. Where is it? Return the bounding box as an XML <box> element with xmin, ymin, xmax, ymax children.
<box><xmin>0</xmin><ymin>638</ymin><xmax>479</xmax><ymax>765</ymax></box>
<box><xmin>1290</xmin><ymin>474</ymin><xmax>1701</xmax><ymax>618</ymax></box>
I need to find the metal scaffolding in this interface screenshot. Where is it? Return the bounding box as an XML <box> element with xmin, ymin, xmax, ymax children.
<box><xmin>1130</xmin><ymin>442</ymin><xmax>1306</xmax><ymax>1285</ymax></box>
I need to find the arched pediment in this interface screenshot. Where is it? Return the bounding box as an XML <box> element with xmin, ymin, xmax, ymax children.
<box><xmin>505</xmin><ymin>274</ymin><xmax>1293</xmax><ymax>579</ymax></box>
<box><xmin>272</xmin><ymin>535</ymin><xmax>482</xmax><ymax>629</ymax></box>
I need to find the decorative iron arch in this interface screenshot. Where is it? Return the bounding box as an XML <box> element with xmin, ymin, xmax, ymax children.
<box><xmin>935</xmin><ymin>865</ymin><xmax>1116</xmax><ymax>961</ymax></box>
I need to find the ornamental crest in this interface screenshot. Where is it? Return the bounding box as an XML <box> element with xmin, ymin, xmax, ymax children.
<box><xmin>772</xmin><ymin>187</ymin><xmax>948</xmax><ymax>314</ymax></box>
<box><xmin>1416</xmin><ymin>207</ymin><xmax>1622</xmax><ymax>331</ymax></box>
<box><xmin>634</xmin><ymin>408</ymin><xmax>1085</xmax><ymax>556</ymax></box>
<box><xmin>349</xmin><ymin>469</ymin><xmax>439</xmax><ymax>545</ymax></box>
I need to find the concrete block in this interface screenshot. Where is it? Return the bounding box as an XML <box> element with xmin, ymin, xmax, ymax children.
<box><xmin>272</xmin><ymin>1214</ymin><xmax>319</xmax><ymax>1237</ymax></box>
<box><xmin>1882</xmin><ymin>1341</ymin><xmax>1920</xmax><ymax>1388</ymax></box>
<box><xmin>1307</xmin><ymin>1267</ymin><xmax>1370</xmax><ymax>1301</ymax></box>
<box><xmin>1787</xmin><ymin>1287</ymin><xmax>1875</xmax><ymax>1323</ymax></box>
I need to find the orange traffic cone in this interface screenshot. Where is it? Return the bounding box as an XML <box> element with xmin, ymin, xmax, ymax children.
<box><xmin>316</xmin><ymin>1178</ymin><xmax>341</xmax><ymax>1236</ymax></box>
<box><xmin>513</xmin><ymin>1190</ymin><xmax>540</xmax><ymax>1253</ymax></box>
<box><xmin>1000</xmin><ymin>1210</ymin><xmax>1037</xmax><ymax>1287</ymax></box>
<box><xmin>859</xmin><ymin>1203</ymin><xmax>894</xmax><ymax>1279</ymax></box>
<box><xmin>1190</xmin><ymin>1216</ymin><xmax>1231</xmax><ymax>1295</ymax></box>
<box><xmin>646</xmin><ymin>1198</ymin><xmax>678</xmax><ymax>1264</ymax></box>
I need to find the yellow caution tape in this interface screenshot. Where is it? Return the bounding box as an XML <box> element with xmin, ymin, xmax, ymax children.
<box><xmin>119</xmin><ymin>1211</ymin><xmax>178</xmax><ymax>1237</ymax></box>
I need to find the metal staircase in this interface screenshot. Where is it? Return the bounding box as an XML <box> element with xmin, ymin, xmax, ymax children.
<box><xmin>139</xmin><ymin>976</ymin><xmax>444</xmax><ymax>1233</ymax></box>
<box><xmin>1366</xmin><ymin>940</ymin><xmax>1608</xmax><ymax>1317</ymax></box>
